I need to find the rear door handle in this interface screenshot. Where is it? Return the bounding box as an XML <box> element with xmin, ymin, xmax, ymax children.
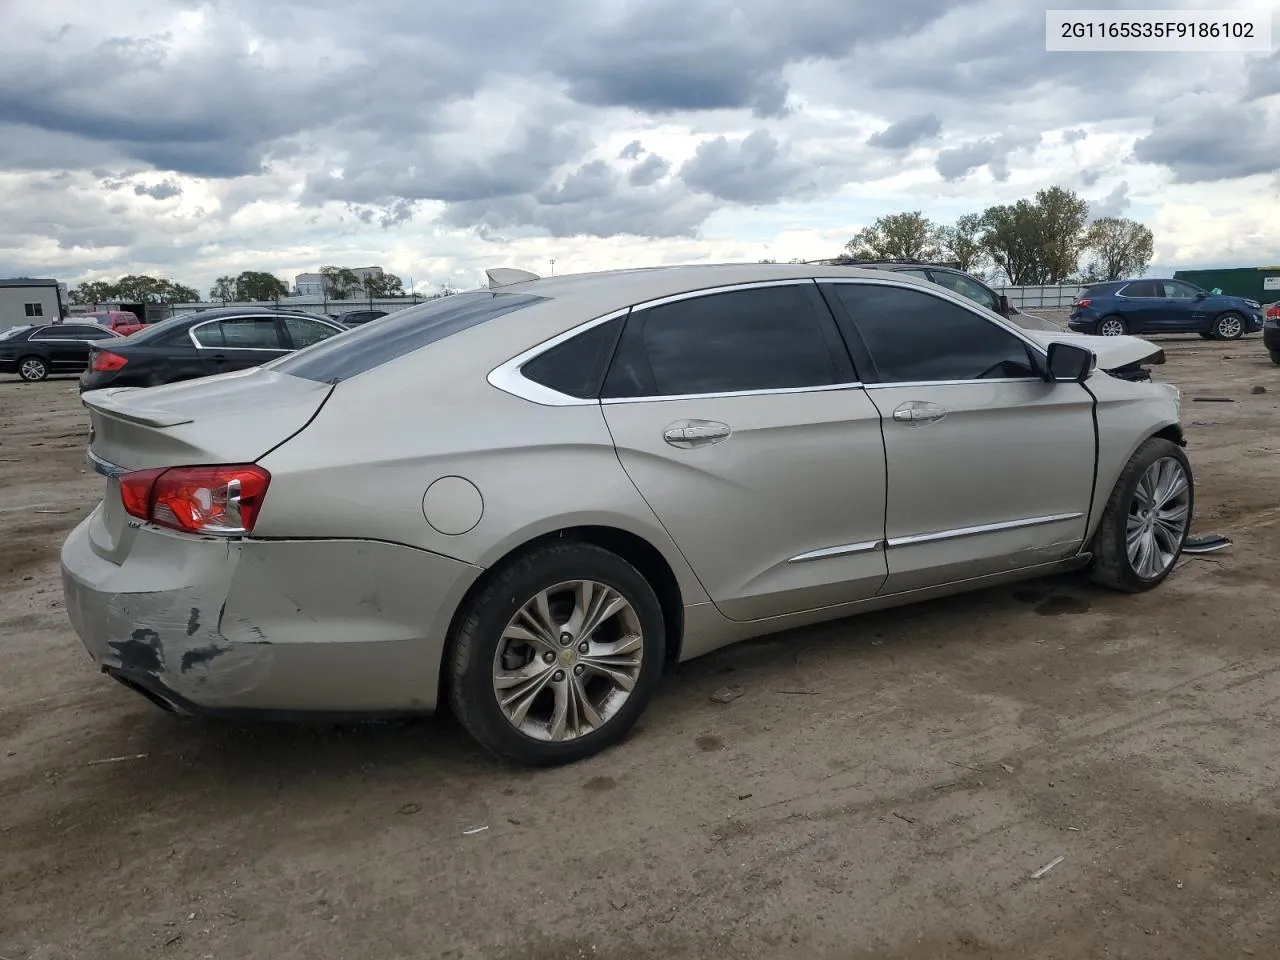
<box><xmin>663</xmin><ymin>419</ymin><xmax>731</xmax><ymax>448</ymax></box>
<box><xmin>892</xmin><ymin>401</ymin><xmax>946</xmax><ymax>426</ymax></box>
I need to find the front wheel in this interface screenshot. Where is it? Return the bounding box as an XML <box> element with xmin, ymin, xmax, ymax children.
<box><xmin>1088</xmin><ymin>438</ymin><xmax>1193</xmax><ymax>593</ymax></box>
<box><xmin>1211</xmin><ymin>312</ymin><xmax>1245</xmax><ymax>340</ymax></box>
<box><xmin>1097</xmin><ymin>316</ymin><xmax>1128</xmax><ymax>336</ymax></box>
<box><xmin>18</xmin><ymin>356</ymin><xmax>48</xmax><ymax>382</ymax></box>
<box><xmin>448</xmin><ymin>541</ymin><xmax>666</xmax><ymax>766</ymax></box>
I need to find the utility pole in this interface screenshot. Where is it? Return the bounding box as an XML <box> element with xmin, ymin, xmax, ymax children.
<box><xmin>549</xmin><ymin>259</ymin><xmax>556</xmax><ymax>277</ymax></box>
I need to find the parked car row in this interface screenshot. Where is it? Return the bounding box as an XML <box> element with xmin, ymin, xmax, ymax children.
<box><xmin>0</xmin><ymin>323</ymin><xmax>124</xmax><ymax>382</ymax></box>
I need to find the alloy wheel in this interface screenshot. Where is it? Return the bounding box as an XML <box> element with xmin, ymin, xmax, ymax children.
<box><xmin>20</xmin><ymin>359</ymin><xmax>46</xmax><ymax>381</ymax></box>
<box><xmin>1126</xmin><ymin>457</ymin><xmax>1191</xmax><ymax>580</ymax></box>
<box><xmin>1098</xmin><ymin>319</ymin><xmax>1126</xmax><ymax>336</ymax></box>
<box><xmin>492</xmin><ymin>580</ymin><xmax>644</xmax><ymax>742</ymax></box>
<box><xmin>1215</xmin><ymin>315</ymin><xmax>1243</xmax><ymax>339</ymax></box>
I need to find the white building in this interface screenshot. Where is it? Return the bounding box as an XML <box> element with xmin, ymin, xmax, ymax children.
<box><xmin>0</xmin><ymin>278</ymin><xmax>65</xmax><ymax>332</ymax></box>
<box><xmin>294</xmin><ymin>266</ymin><xmax>385</xmax><ymax>297</ymax></box>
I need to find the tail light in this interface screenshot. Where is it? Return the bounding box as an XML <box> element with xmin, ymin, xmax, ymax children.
<box><xmin>118</xmin><ymin>465</ymin><xmax>271</xmax><ymax>536</ymax></box>
<box><xmin>91</xmin><ymin>350</ymin><xmax>128</xmax><ymax>372</ymax></box>
<box><xmin>1074</xmin><ymin>298</ymin><xmax>1091</xmax><ymax>309</ymax></box>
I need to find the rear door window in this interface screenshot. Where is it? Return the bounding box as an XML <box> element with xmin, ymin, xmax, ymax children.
<box><xmin>193</xmin><ymin>317</ymin><xmax>284</xmax><ymax>349</ymax></box>
<box><xmin>282</xmin><ymin>316</ymin><xmax>342</xmax><ymax>349</ymax></box>
<box><xmin>274</xmin><ymin>291</ymin><xmax>547</xmax><ymax>383</ymax></box>
<box><xmin>929</xmin><ymin>271</ymin><xmax>1000</xmax><ymax>312</ymax></box>
<box><xmin>602</xmin><ymin>284</ymin><xmax>848</xmax><ymax>398</ymax></box>
<box><xmin>1120</xmin><ymin>281</ymin><xmax>1158</xmax><ymax>298</ymax></box>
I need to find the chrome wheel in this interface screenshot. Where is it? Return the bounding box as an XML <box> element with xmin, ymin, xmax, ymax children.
<box><xmin>1126</xmin><ymin>457</ymin><xmax>1191</xmax><ymax>580</ymax></box>
<box><xmin>1214</xmin><ymin>314</ymin><xmax>1243</xmax><ymax>339</ymax></box>
<box><xmin>492</xmin><ymin>580</ymin><xmax>644</xmax><ymax>742</ymax></box>
<box><xmin>19</xmin><ymin>358</ymin><xmax>47</xmax><ymax>381</ymax></box>
<box><xmin>1098</xmin><ymin>318</ymin><xmax>1126</xmax><ymax>336</ymax></box>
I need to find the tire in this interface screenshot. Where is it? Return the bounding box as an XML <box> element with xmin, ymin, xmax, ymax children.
<box><xmin>448</xmin><ymin>541</ymin><xmax>666</xmax><ymax>766</ymax></box>
<box><xmin>17</xmin><ymin>356</ymin><xmax>48</xmax><ymax>382</ymax></box>
<box><xmin>1270</xmin><ymin>350</ymin><xmax>1280</xmax><ymax>366</ymax></box>
<box><xmin>1097</xmin><ymin>316</ymin><xmax>1128</xmax><ymax>336</ymax></box>
<box><xmin>1088</xmin><ymin>437</ymin><xmax>1194</xmax><ymax>593</ymax></box>
<box><xmin>1198</xmin><ymin>332</ymin><xmax>1214</xmax><ymax>340</ymax></box>
<box><xmin>1210</xmin><ymin>312</ymin><xmax>1245</xmax><ymax>340</ymax></box>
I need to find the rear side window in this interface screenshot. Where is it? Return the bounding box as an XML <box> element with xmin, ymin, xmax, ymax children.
<box><xmin>521</xmin><ymin>316</ymin><xmax>624</xmax><ymax>399</ymax></box>
<box><xmin>1120</xmin><ymin>281</ymin><xmax>1158</xmax><ymax>298</ymax></box>
<box><xmin>602</xmin><ymin>285</ymin><xmax>842</xmax><ymax>398</ymax></box>
<box><xmin>193</xmin><ymin>317</ymin><xmax>283</xmax><ymax>349</ymax></box>
<box><xmin>282</xmin><ymin>316</ymin><xmax>341</xmax><ymax>349</ymax></box>
<box><xmin>274</xmin><ymin>292</ymin><xmax>547</xmax><ymax>383</ymax></box>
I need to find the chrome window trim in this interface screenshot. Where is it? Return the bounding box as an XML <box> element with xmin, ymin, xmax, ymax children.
<box><xmin>886</xmin><ymin>512</ymin><xmax>1083</xmax><ymax>548</ymax></box>
<box><xmin>788</xmin><ymin>539</ymin><xmax>884</xmax><ymax>564</ymax></box>
<box><xmin>866</xmin><ymin>377</ymin><xmax>1045</xmax><ymax>390</ymax></box>
<box><xmin>489</xmin><ymin>275</ymin><xmax>1054</xmax><ymax>407</ymax></box>
<box><xmin>489</xmin><ymin>279</ymin><xmax>854</xmax><ymax>406</ymax></box>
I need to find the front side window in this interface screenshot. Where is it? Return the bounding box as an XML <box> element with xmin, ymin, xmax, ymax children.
<box><xmin>24</xmin><ymin>303</ymin><xmax>44</xmax><ymax>317</ymax></box>
<box><xmin>193</xmin><ymin>317</ymin><xmax>283</xmax><ymax>349</ymax></box>
<box><xmin>282</xmin><ymin>316</ymin><xmax>341</xmax><ymax>349</ymax></box>
<box><xmin>826</xmin><ymin>283</ymin><xmax>1037</xmax><ymax>383</ymax></box>
<box><xmin>930</xmin><ymin>271</ymin><xmax>999</xmax><ymax>312</ymax></box>
<box><xmin>1162</xmin><ymin>281</ymin><xmax>1199</xmax><ymax>299</ymax></box>
<box><xmin>602</xmin><ymin>285</ymin><xmax>841</xmax><ymax>398</ymax></box>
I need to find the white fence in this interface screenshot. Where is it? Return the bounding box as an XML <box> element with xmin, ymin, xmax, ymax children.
<box><xmin>996</xmin><ymin>284</ymin><xmax>1088</xmax><ymax>309</ymax></box>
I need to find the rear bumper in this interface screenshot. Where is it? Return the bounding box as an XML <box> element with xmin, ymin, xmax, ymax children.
<box><xmin>1067</xmin><ymin>318</ymin><xmax>1096</xmax><ymax>333</ymax></box>
<box><xmin>60</xmin><ymin>511</ymin><xmax>482</xmax><ymax>715</ymax></box>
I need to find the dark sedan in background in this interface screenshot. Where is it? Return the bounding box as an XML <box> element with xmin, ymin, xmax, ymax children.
<box><xmin>0</xmin><ymin>323</ymin><xmax>123</xmax><ymax>382</ymax></box>
<box><xmin>332</xmin><ymin>309</ymin><xmax>388</xmax><ymax>327</ymax></box>
<box><xmin>79</xmin><ymin>307</ymin><xmax>347</xmax><ymax>391</ymax></box>
<box><xmin>1069</xmin><ymin>279</ymin><xmax>1264</xmax><ymax>339</ymax></box>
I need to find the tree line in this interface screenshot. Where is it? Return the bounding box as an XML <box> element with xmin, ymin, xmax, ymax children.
<box><xmin>837</xmin><ymin>186</ymin><xmax>1155</xmax><ymax>286</ymax></box>
<box><xmin>69</xmin><ymin>266</ymin><xmax>414</xmax><ymax>306</ymax></box>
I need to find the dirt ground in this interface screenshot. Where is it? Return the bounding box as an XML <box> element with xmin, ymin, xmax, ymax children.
<box><xmin>2</xmin><ymin>335</ymin><xmax>1278</xmax><ymax>960</ymax></box>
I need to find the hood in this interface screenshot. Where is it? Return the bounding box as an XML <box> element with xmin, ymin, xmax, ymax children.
<box><xmin>1024</xmin><ymin>331</ymin><xmax>1165</xmax><ymax>372</ymax></box>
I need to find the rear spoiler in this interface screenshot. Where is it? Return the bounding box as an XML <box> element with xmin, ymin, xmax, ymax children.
<box><xmin>81</xmin><ymin>388</ymin><xmax>194</xmax><ymax>428</ymax></box>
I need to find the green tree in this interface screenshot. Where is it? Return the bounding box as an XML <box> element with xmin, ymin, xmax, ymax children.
<box><xmin>234</xmin><ymin>271</ymin><xmax>289</xmax><ymax>302</ymax></box>
<box><xmin>362</xmin><ymin>273</ymin><xmax>405</xmax><ymax>297</ymax></box>
<box><xmin>69</xmin><ymin>280</ymin><xmax>117</xmax><ymax>305</ymax></box>
<box><xmin>1033</xmin><ymin>186</ymin><xmax>1090</xmax><ymax>284</ymax></box>
<box><xmin>210</xmin><ymin>276</ymin><xmax>236</xmax><ymax>302</ymax></box>
<box><xmin>319</xmin><ymin>265</ymin><xmax>361</xmax><ymax>299</ymax></box>
<box><xmin>978</xmin><ymin>201</ymin><xmax>1043</xmax><ymax>285</ymax></box>
<box><xmin>936</xmin><ymin>213</ymin><xmax>986</xmax><ymax>273</ymax></box>
<box><xmin>1083</xmin><ymin>217</ymin><xmax>1155</xmax><ymax>281</ymax></box>
<box><xmin>109</xmin><ymin>275</ymin><xmax>198</xmax><ymax>304</ymax></box>
<box><xmin>843</xmin><ymin>211</ymin><xmax>939</xmax><ymax>261</ymax></box>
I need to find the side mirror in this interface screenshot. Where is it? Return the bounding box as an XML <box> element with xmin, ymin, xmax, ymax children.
<box><xmin>1195</xmin><ymin>291</ymin><xmax>1208</xmax><ymax>300</ymax></box>
<box><xmin>1044</xmin><ymin>341</ymin><xmax>1095</xmax><ymax>383</ymax></box>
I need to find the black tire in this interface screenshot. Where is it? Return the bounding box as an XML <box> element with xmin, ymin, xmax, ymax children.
<box><xmin>1271</xmin><ymin>350</ymin><xmax>1280</xmax><ymax>366</ymax></box>
<box><xmin>1198</xmin><ymin>332</ymin><xmax>1214</xmax><ymax>340</ymax></box>
<box><xmin>1210</xmin><ymin>311</ymin><xmax>1245</xmax><ymax>340</ymax></box>
<box><xmin>447</xmin><ymin>541</ymin><xmax>666</xmax><ymax>766</ymax></box>
<box><xmin>17</xmin><ymin>356</ymin><xmax>48</xmax><ymax>382</ymax></box>
<box><xmin>1088</xmin><ymin>437</ymin><xmax>1194</xmax><ymax>593</ymax></box>
<box><xmin>1097</xmin><ymin>316</ymin><xmax>1128</xmax><ymax>336</ymax></box>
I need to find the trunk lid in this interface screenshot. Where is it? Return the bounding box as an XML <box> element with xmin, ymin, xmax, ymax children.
<box><xmin>82</xmin><ymin>368</ymin><xmax>332</xmax><ymax>564</ymax></box>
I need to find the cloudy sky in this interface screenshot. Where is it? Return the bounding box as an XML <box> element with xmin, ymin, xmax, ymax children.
<box><xmin>0</xmin><ymin>0</ymin><xmax>1277</xmax><ymax>296</ymax></box>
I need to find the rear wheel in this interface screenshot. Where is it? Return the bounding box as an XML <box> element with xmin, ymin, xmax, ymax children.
<box><xmin>1097</xmin><ymin>316</ymin><xmax>1128</xmax><ymax>336</ymax></box>
<box><xmin>1088</xmin><ymin>438</ymin><xmax>1193</xmax><ymax>593</ymax></box>
<box><xmin>1211</xmin><ymin>312</ymin><xmax>1245</xmax><ymax>340</ymax></box>
<box><xmin>448</xmin><ymin>541</ymin><xmax>665</xmax><ymax>766</ymax></box>
<box><xmin>18</xmin><ymin>356</ymin><xmax>48</xmax><ymax>382</ymax></box>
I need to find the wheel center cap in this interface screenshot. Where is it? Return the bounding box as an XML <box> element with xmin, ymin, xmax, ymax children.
<box><xmin>559</xmin><ymin>648</ymin><xmax>577</xmax><ymax>666</ymax></box>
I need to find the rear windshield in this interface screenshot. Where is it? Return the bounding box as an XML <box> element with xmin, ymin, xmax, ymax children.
<box><xmin>126</xmin><ymin>312</ymin><xmax>196</xmax><ymax>344</ymax></box>
<box><xmin>272</xmin><ymin>291</ymin><xmax>547</xmax><ymax>383</ymax></box>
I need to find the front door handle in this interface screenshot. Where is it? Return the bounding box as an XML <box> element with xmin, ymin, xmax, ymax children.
<box><xmin>663</xmin><ymin>419</ymin><xmax>731</xmax><ymax>448</ymax></box>
<box><xmin>892</xmin><ymin>401</ymin><xmax>947</xmax><ymax>426</ymax></box>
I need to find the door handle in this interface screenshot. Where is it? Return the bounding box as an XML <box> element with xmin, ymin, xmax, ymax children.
<box><xmin>663</xmin><ymin>419</ymin><xmax>731</xmax><ymax>448</ymax></box>
<box><xmin>892</xmin><ymin>401</ymin><xmax>946</xmax><ymax>426</ymax></box>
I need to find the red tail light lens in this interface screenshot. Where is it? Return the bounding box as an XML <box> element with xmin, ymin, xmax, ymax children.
<box><xmin>1074</xmin><ymin>298</ymin><xmax>1092</xmax><ymax>309</ymax></box>
<box><xmin>91</xmin><ymin>350</ymin><xmax>128</xmax><ymax>372</ymax></box>
<box><xmin>117</xmin><ymin>464</ymin><xmax>271</xmax><ymax>535</ymax></box>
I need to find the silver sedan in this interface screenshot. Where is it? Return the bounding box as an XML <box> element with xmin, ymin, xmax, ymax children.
<box><xmin>61</xmin><ymin>263</ymin><xmax>1192</xmax><ymax>765</ymax></box>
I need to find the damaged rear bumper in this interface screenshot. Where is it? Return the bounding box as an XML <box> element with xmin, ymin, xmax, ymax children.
<box><xmin>60</xmin><ymin>511</ymin><xmax>481</xmax><ymax>716</ymax></box>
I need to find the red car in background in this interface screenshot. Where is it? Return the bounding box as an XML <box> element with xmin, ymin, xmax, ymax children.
<box><xmin>79</xmin><ymin>310</ymin><xmax>144</xmax><ymax>336</ymax></box>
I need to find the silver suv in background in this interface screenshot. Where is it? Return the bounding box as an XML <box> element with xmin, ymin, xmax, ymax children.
<box><xmin>63</xmin><ymin>263</ymin><xmax>1189</xmax><ymax>766</ymax></box>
